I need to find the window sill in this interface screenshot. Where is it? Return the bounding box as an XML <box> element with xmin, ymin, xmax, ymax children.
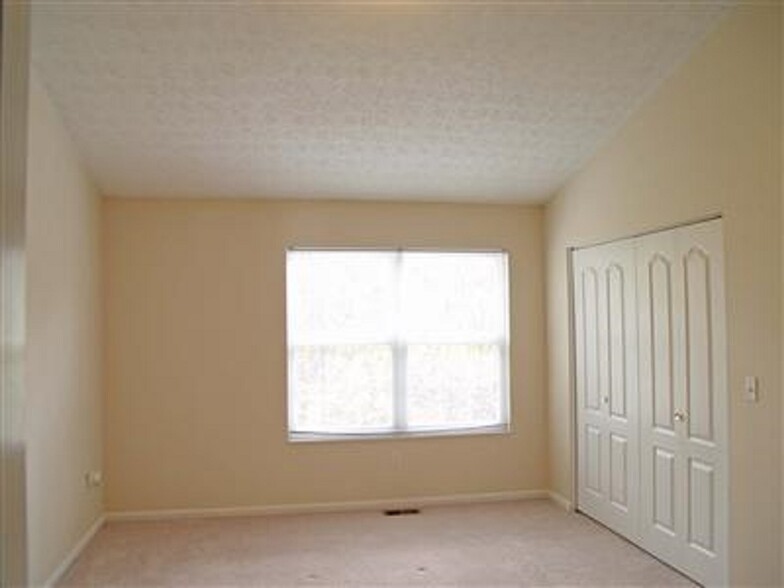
<box><xmin>288</xmin><ymin>424</ymin><xmax>511</xmax><ymax>444</ymax></box>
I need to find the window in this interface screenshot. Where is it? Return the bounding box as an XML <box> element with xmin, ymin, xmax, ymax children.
<box><xmin>286</xmin><ymin>249</ymin><xmax>510</xmax><ymax>439</ymax></box>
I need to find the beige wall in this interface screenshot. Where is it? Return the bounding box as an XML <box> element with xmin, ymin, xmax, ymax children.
<box><xmin>25</xmin><ymin>73</ymin><xmax>103</xmax><ymax>584</ymax></box>
<box><xmin>103</xmin><ymin>199</ymin><xmax>547</xmax><ymax>512</ymax></box>
<box><xmin>546</xmin><ymin>5</ymin><xmax>782</xmax><ymax>586</ymax></box>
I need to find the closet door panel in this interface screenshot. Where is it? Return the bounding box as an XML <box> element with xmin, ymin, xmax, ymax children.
<box><xmin>604</xmin><ymin>253</ymin><xmax>638</xmax><ymax>531</ymax></box>
<box><xmin>678</xmin><ymin>221</ymin><xmax>727</xmax><ymax>585</ymax></box>
<box><xmin>636</xmin><ymin>220</ymin><xmax>727</xmax><ymax>586</ymax></box>
<box><xmin>585</xmin><ymin>424</ymin><xmax>603</xmax><ymax>495</ymax></box>
<box><xmin>652</xmin><ymin>446</ymin><xmax>676</xmax><ymax>534</ymax></box>
<box><xmin>575</xmin><ymin>250</ymin><xmax>607</xmax><ymax>521</ymax></box>
<box><xmin>683</xmin><ymin>247</ymin><xmax>715</xmax><ymax>444</ymax></box>
<box><xmin>574</xmin><ymin>241</ymin><xmax>639</xmax><ymax>539</ymax></box>
<box><xmin>638</xmin><ymin>231</ymin><xmax>688</xmax><ymax>565</ymax></box>
<box><xmin>687</xmin><ymin>457</ymin><xmax>716</xmax><ymax>554</ymax></box>
<box><xmin>609</xmin><ymin>433</ymin><xmax>629</xmax><ymax>510</ymax></box>
<box><xmin>582</xmin><ymin>267</ymin><xmax>602</xmax><ymax>413</ymax></box>
<box><xmin>649</xmin><ymin>254</ymin><xmax>676</xmax><ymax>434</ymax></box>
<box><xmin>607</xmin><ymin>264</ymin><xmax>628</xmax><ymax>420</ymax></box>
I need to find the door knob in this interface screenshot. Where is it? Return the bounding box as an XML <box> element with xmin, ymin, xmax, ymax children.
<box><xmin>673</xmin><ymin>411</ymin><xmax>688</xmax><ymax>422</ymax></box>
<box><xmin>602</xmin><ymin>396</ymin><xmax>609</xmax><ymax>404</ymax></box>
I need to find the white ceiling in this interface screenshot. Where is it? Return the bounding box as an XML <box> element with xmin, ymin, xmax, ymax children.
<box><xmin>31</xmin><ymin>1</ymin><xmax>728</xmax><ymax>203</ymax></box>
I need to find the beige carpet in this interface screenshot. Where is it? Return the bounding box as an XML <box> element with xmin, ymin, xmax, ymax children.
<box><xmin>60</xmin><ymin>499</ymin><xmax>693</xmax><ymax>586</ymax></box>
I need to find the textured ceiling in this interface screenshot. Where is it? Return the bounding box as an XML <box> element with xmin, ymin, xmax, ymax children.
<box><xmin>31</xmin><ymin>2</ymin><xmax>728</xmax><ymax>202</ymax></box>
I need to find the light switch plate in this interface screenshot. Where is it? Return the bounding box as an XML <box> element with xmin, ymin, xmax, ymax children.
<box><xmin>743</xmin><ymin>376</ymin><xmax>759</xmax><ymax>403</ymax></box>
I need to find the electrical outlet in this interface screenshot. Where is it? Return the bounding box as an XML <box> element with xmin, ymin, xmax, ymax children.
<box><xmin>84</xmin><ymin>471</ymin><xmax>103</xmax><ymax>488</ymax></box>
<box><xmin>743</xmin><ymin>376</ymin><xmax>759</xmax><ymax>403</ymax></box>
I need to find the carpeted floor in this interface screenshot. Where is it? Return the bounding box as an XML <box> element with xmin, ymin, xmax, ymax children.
<box><xmin>60</xmin><ymin>499</ymin><xmax>694</xmax><ymax>586</ymax></box>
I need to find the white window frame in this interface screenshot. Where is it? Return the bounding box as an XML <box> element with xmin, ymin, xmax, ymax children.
<box><xmin>285</xmin><ymin>247</ymin><xmax>511</xmax><ymax>442</ymax></box>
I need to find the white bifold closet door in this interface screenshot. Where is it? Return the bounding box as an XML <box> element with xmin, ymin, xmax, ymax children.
<box><xmin>574</xmin><ymin>219</ymin><xmax>727</xmax><ymax>586</ymax></box>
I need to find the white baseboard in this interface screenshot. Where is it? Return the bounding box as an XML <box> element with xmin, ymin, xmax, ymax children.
<box><xmin>43</xmin><ymin>514</ymin><xmax>105</xmax><ymax>588</ymax></box>
<box><xmin>40</xmin><ymin>490</ymin><xmax>570</xmax><ymax>584</ymax></box>
<box><xmin>547</xmin><ymin>491</ymin><xmax>574</xmax><ymax>511</ymax></box>
<box><xmin>106</xmin><ymin>489</ymin><xmax>550</xmax><ymax>522</ymax></box>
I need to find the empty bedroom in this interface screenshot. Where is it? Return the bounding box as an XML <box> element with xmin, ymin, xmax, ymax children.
<box><xmin>0</xmin><ymin>0</ymin><xmax>782</xmax><ymax>586</ymax></box>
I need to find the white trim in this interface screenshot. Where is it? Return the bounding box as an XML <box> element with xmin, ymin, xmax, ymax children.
<box><xmin>43</xmin><ymin>515</ymin><xmax>105</xmax><ymax>588</ymax></box>
<box><xmin>287</xmin><ymin>246</ymin><xmax>509</xmax><ymax>254</ymax></box>
<box><xmin>567</xmin><ymin>247</ymin><xmax>580</xmax><ymax>513</ymax></box>
<box><xmin>106</xmin><ymin>490</ymin><xmax>548</xmax><ymax>522</ymax></box>
<box><xmin>547</xmin><ymin>491</ymin><xmax>574</xmax><ymax>511</ymax></box>
<box><xmin>289</xmin><ymin>423</ymin><xmax>511</xmax><ymax>443</ymax></box>
<box><xmin>392</xmin><ymin>249</ymin><xmax>407</xmax><ymax>430</ymax></box>
<box><xmin>570</xmin><ymin>213</ymin><xmax>723</xmax><ymax>251</ymax></box>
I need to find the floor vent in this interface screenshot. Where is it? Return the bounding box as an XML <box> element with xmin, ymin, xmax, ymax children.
<box><xmin>383</xmin><ymin>508</ymin><xmax>420</xmax><ymax>516</ymax></box>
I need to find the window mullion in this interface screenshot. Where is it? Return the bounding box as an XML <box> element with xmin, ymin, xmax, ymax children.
<box><xmin>393</xmin><ymin>250</ymin><xmax>407</xmax><ymax>431</ymax></box>
<box><xmin>394</xmin><ymin>342</ymin><xmax>407</xmax><ymax>431</ymax></box>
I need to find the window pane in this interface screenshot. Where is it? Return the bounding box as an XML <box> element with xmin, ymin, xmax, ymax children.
<box><xmin>287</xmin><ymin>251</ymin><xmax>396</xmax><ymax>344</ymax></box>
<box><xmin>290</xmin><ymin>344</ymin><xmax>394</xmax><ymax>433</ymax></box>
<box><xmin>401</xmin><ymin>252</ymin><xmax>507</xmax><ymax>343</ymax></box>
<box><xmin>406</xmin><ymin>343</ymin><xmax>503</xmax><ymax>430</ymax></box>
<box><xmin>287</xmin><ymin>249</ymin><xmax>509</xmax><ymax>438</ymax></box>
